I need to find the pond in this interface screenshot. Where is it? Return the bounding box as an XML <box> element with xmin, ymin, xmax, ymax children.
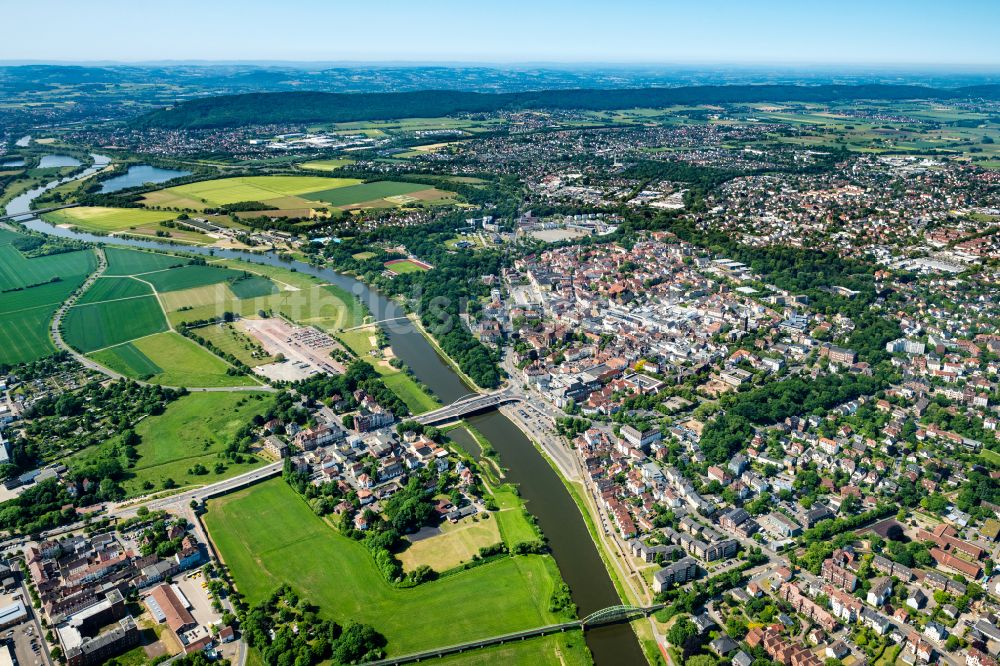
<box><xmin>38</xmin><ymin>155</ymin><xmax>82</xmax><ymax>168</ymax></box>
<box><xmin>99</xmin><ymin>165</ymin><xmax>191</xmax><ymax>193</ymax></box>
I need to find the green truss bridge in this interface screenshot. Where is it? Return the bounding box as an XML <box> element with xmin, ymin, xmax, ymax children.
<box><xmin>367</xmin><ymin>604</ymin><xmax>665</xmax><ymax>665</ymax></box>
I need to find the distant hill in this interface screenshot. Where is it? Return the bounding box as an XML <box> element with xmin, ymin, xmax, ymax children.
<box><xmin>134</xmin><ymin>84</ymin><xmax>1000</xmax><ymax>129</ymax></box>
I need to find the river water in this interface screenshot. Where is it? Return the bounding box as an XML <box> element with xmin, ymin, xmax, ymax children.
<box><xmin>12</xmin><ymin>158</ymin><xmax>646</xmax><ymax>665</ymax></box>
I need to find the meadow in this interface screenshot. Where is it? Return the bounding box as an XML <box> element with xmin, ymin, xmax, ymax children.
<box><xmin>42</xmin><ymin>206</ymin><xmax>178</xmax><ymax>232</ymax></box>
<box><xmin>205</xmin><ymin>479</ymin><xmax>567</xmax><ymax>656</ymax></box>
<box><xmin>424</xmin><ymin>633</ymin><xmax>590</xmax><ymax>666</ymax></box>
<box><xmin>130</xmin><ymin>332</ymin><xmax>258</xmax><ymax>387</ymax></box>
<box><xmin>73</xmin><ymin>392</ymin><xmax>273</xmax><ymax>496</ymax></box>
<box><xmin>398</xmin><ymin>513</ymin><xmax>501</xmax><ymax>573</ymax></box>
<box><xmin>62</xmin><ymin>295</ymin><xmax>168</xmax><ymax>353</ymax></box>
<box><xmin>140</xmin><ymin>264</ymin><xmax>245</xmax><ymax>293</ymax></box>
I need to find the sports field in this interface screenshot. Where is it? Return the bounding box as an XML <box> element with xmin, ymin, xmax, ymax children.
<box><xmin>104</xmin><ymin>248</ymin><xmax>190</xmax><ymax>276</ymax></box>
<box><xmin>73</xmin><ymin>392</ymin><xmax>273</xmax><ymax>496</ymax></box>
<box><xmin>42</xmin><ymin>206</ymin><xmax>178</xmax><ymax>232</ymax></box>
<box><xmin>385</xmin><ymin>258</ymin><xmax>431</xmax><ymax>275</ymax></box>
<box><xmin>205</xmin><ymin>479</ymin><xmax>568</xmax><ymax>656</ymax></box>
<box><xmin>142</xmin><ymin>175</ymin><xmax>361</xmax><ymax>209</ymax></box>
<box><xmin>62</xmin><ymin>295</ymin><xmax>168</xmax><ymax>353</ymax></box>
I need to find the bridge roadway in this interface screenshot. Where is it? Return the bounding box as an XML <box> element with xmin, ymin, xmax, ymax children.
<box><xmin>0</xmin><ymin>203</ymin><xmax>79</xmax><ymax>222</ymax></box>
<box><xmin>413</xmin><ymin>389</ymin><xmax>519</xmax><ymax>425</ymax></box>
<box><xmin>366</xmin><ymin>605</ymin><xmax>664</xmax><ymax>665</ymax></box>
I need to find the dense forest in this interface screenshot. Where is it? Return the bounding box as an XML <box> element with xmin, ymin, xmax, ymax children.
<box><xmin>135</xmin><ymin>84</ymin><xmax>1000</xmax><ymax>128</ymax></box>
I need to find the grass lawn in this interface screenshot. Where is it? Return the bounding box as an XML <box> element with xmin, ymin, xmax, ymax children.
<box><xmin>980</xmin><ymin>449</ymin><xmax>1000</xmax><ymax>466</ymax></box>
<box><xmin>194</xmin><ymin>323</ymin><xmax>275</xmax><ymax>367</ymax></box>
<box><xmin>205</xmin><ymin>479</ymin><xmax>568</xmax><ymax>655</ymax></box>
<box><xmin>88</xmin><ymin>342</ymin><xmax>163</xmax><ymax>379</ymax></box>
<box><xmin>381</xmin><ymin>372</ymin><xmax>439</xmax><ymax>414</ymax></box>
<box><xmin>423</xmin><ymin>632</ymin><xmax>590</xmax><ymax>666</ymax></box>
<box><xmin>385</xmin><ymin>259</ymin><xmax>430</xmax><ymax>275</ymax></box>
<box><xmin>352</xmin><ymin>251</ymin><xmax>377</xmax><ymax>260</ymax></box>
<box><xmin>75</xmin><ymin>276</ymin><xmax>152</xmax><ymax>304</ymax></box>
<box><xmin>73</xmin><ymin>392</ymin><xmax>273</xmax><ymax>496</ymax></box>
<box><xmin>104</xmin><ymin>248</ymin><xmax>190</xmax><ymax>276</ymax></box>
<box><xmin>63</xmin><ymin>295</ymin><xmax>168</xmax><ymax>353</ymax></box>
<box><xmin>492</xmin><ymin>485</ymin><xmax>542</xmax><ymax>548</ymax></box>
<box><xmin>398</xmin><ymin>512</ymin><xmax>501</xmax><ymax>573</ymax></box>
<box><xmin>144</xmin><ymin>176</ymin><xmax>361</xmax><ymax>209</ymax></box>
<box><xmin>89</xmin><ymin>332</ymin><xmax>258</xmax><ymax>387</ymax></box>
<box><xmin>42</xmin><ymin>206</ymin><xmax>177</xmax><ymax>232</ymax></box>
<box><xmin>131</xmin><ymin>332</ymin><xmax>258</xmax><ymax>387</ymax></box>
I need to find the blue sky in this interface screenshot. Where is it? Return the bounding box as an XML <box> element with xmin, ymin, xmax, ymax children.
<box><xmin>3</xmin><ymin>0</ymin><xmax>999</xmax><ymax>66</ymax></box>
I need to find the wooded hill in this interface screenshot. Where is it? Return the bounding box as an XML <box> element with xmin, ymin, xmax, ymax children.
<box><xmin>135</xmin><ymin>84</ymin><xmax>1000</xmax><ymax>128</ymax></box>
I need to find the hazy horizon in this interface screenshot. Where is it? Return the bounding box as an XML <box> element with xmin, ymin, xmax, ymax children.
<box><xmin>5</xmin><ymin>0</ymin><xmax>1000</xmax><ymax>66</ymax></box>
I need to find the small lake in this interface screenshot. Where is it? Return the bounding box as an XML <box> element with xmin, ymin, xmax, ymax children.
<box><xmin>1</xmin><ymin>160</ymin><xmax>25</xmax><ymax>168</ymax></box>
<box><xmin>99</xmin><ymin>165</ymin><xmax>191</xmax><ymax>193</ymax></box>
<box><xmin>38</xmin><ymin>155</ymin><xmax>81</xmax><ymax>168</ymax></box>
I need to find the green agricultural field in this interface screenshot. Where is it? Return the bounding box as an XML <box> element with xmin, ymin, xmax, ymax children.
<box><xmin>41</xmin><ymin>206</ymin><xmax>178</xmax><ymax>232</ymax></box>
<box><xmin>75</xmin><ymin>277</ymin><xmax>152</xmax><ymax>305</ymax></box>
<box><xmin>0</xmin><ymin>278</ymin><xmax>89</xmax><ymax>365</ymax></box>
<box><xmin>104</xmin><ymin>248</ymin><xmax>190</xmax><ymax>276</ymax></box>
<box><xmin>73</xmin><ymin>392</ymin><xmax>273</xmax><ymax>496</ymax></box>
<box><xmin>63</xmin><ymin>295</ymin><xmax>168</xmax><ymax>353</ymax></box>
<box><xmin>193</xmin><ymin>323</ymin><xmax>275</xmax><ymax>367</ymax></box>
<box><xmin>305</xmin><ymin>181</ymin><xmax>436</xmax><ymax>207</ymax></box>
<box><xmin>298</xmin><ymin>159</ymin><xmax>355</xmax><ymax>171</ymax></box>
<box><xmin>205</xmin><ymin>479</ymin><xmax>567</xmax><ymax>656</ymax></box>
<box><xmin>129</xmin><ymin>332</ymin><xmax>258</xmax><ymax>387</ymax></box>
<box><xmin>140</xmin><ymin>264</ymin><xmax>244</xmax><ymax>293</ymax></box>
<box><xmin>0</xmin><ymin>243</ymin><xmax>95</xmax><ymax>291</ymax></box>
<box><xmin>143</xmin><ymin>175</ymin><xmax>361</xmax><ymax>209</ymax></box>
<box><xmin>228</xmin><ymin>276</ymin><xmax>279</xmax><ymax>299</ymax></box>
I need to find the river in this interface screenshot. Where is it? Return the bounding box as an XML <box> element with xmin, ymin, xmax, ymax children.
<box><xmin>12</xmin><ymin>159</ymin><xmax>647</xmax><ymax>665</ymax></box>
